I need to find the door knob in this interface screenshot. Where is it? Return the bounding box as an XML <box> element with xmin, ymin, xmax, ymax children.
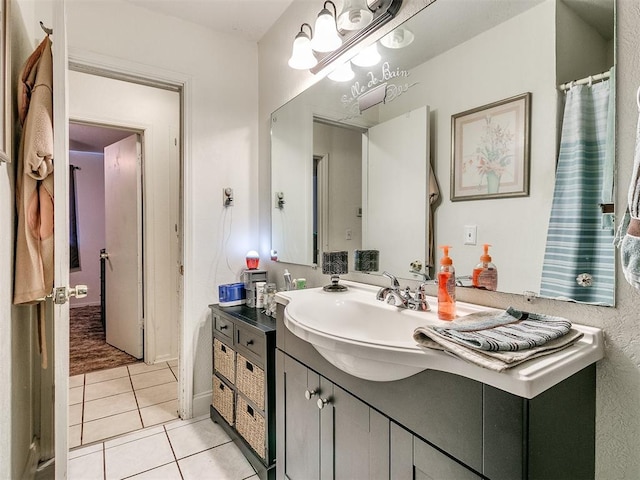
<box><xmin>100</xmin><ymin>252</ymin><xmax>109</xmax><ymax>259</ymax></box>
<box><xmin>305</xmin><ymin>389</ymin><xmax>318</xmax><ymax>400</ymax></box>
<box><xmin>53</xmin><ymin>285</ymin><xmax>88</xmax><ymax>304</ymax></box>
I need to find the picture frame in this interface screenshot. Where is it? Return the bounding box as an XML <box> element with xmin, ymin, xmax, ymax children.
<box><xmin>0</xmin><ymin>0</ymin><xmax>10</xmax><ymax>164</ymax></box>
<box><xmin>450</xmin><ymin>92</ymin><xmax>531</xmax><ymax>201</ymax></box>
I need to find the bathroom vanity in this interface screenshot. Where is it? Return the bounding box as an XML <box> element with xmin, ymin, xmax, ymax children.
<box><xmin>275</xmin><ymin>284</ymin><xmax>603</xmax><ymax>480</ymax></box>
<box><xmin>209</xmin><ymin>304</ymin><xmax>276</xmax><ymax>479</ymax></box>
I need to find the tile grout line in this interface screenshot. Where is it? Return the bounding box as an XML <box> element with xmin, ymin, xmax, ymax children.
<box><xmin>163</xmin><ymin>424</ymin><xmax>185</xmax><ymax>479</ymax></box>
<box><xmin>127</xmin><ymin>364</ymin><xmax>146</xmax><ymax>429</ymax></box>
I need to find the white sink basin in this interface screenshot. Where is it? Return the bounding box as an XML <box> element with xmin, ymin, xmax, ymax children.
<box><xmin>276</xmin><ymin>281</ymin><xmax>604</xmax><ymax>398</ymax></box>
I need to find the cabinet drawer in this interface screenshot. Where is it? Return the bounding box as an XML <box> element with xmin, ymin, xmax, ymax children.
<box><xmin>213</xmin><ymin>313</ymin><xmax>233</xmax><ymax>342</ymax></box>
<box><xmin>236</xmin><ymin>352</ymin><xmax>265</xmax><ymax>410</ymax></box>
<box><xmin>212</xmin><ymin>375</ymin><xmax>235</xmax><ymax>426</ymax></box>
<box><xmin>236</xmin><ymin>395</ymin><xmax>266</xmax><ymax>460</ymax></box>
<box><xmin>236</xmin><ymin>324</ymin><xmax>265</xmax><ymax>362</ymax></box>
<box><xmin>214</xmin><ymin>338</ymin><xmax>235</xmax><ymax>383</ymax></box>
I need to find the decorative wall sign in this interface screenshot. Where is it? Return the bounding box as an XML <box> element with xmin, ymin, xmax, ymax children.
<box><xmin>339</xmin><ymin>62</ymin><xmax>417</xmax><ymax>119</ymax></box>
<box><xmin>451</xmin><ymin>93</ymin><xmax>531</xmax><ymax>201</ymax></box>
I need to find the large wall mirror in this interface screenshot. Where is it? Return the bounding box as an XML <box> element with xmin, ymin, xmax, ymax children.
<box><xmin>271</xmin><ymin>0</ymin><xmax>615</xmax><ymax>306</ymax></box>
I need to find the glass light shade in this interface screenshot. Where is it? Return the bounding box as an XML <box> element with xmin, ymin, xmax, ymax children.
<box><xmin>311</xmin><ymin>8</ymin><xmax>342</xmax><ymax>52</ymax></box>
<box><xmin>337</xmin><ymin>0</ymin><xmax>373</xmax><ymax>31</ymax></box>
<box><xmin>380</xmin><ymin>27</ymin><xmax>415</xmax><ymax>49</ymax></box>
<box><xmin>288</xmin><ymin>32</ymin><xmax>318</xmax><ymax>69</ymax></box>
<box><xmin>351</xmin><ymin>43</ymin><xmax>381</xmax><ymax>67</ymax></box>
<box><xmin>245</xmin><ymin>250</ymin><xmax>260</xmax><ymax>269</ymax></box>
<box><xmin>328</xmin><ymin>61</ymin><xmax>355</xmax><ymax>82</ymax></box>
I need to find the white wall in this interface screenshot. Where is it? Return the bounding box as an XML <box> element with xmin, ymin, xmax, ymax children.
<box><xmin>259</xmin><ymin>0</ymin><xmax>640</xmax><ymax>477</ymax></box>
<box><xmin>66</xmin><ymin>0</ymin><xmax>259</xmax><ymax>415</ymax></box>
<box><xmin>69</xmin><ymin>151</ymin><xmax>105</xmax><ymax>308</ymax></box>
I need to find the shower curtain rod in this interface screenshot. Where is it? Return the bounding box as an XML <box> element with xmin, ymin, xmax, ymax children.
<box><xmin>559</xmin><ymin>71</ymin><xmax>610</xmax><ymax>91</ymax></box>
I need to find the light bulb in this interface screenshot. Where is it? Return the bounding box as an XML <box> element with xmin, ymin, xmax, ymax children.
<box><xmin>288</xmin><ymin>28</ymin><xmax>318</xmax><ymax>70</ymax></box>
<box><xmin>311</xmin><ymin>5</ymin><xmax>342</xmax><ymax>52</ymax></box>
<box><xmin>328</xmin><ymin>61</ymin><xmax>355</xmax><ymax>82</ymax></box>
<box><xmin>352</xmin><ymin>43</ymin><xmax>381</xmax><ymax>67</ymax></box>
<box><xmin>337</xmin><ymin>0</ymin><xmax>373</xmax><ymax>31</ymax></box>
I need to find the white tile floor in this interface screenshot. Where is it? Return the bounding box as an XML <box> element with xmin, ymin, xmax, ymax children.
<box><xmin>68</xmin><ymin>415</ymin><xmax>258</xmax><ymax>480</ymax></box>
<box><xmin>69</xmin><ymin>361</ymin><xmax>180</xmax><ymax>447</ymax></box>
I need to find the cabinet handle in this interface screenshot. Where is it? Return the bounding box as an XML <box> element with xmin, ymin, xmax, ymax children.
<box><xmin>317</xmin><ymin>397</ymin><xmax>330</xmax><ymax>410</ymax></box>
<box><xmin>304</xmin><ymin>389</ymin><xmax>318</xmax><ymax>400</ymax></box>
<box><xmin>245</xmin><ymin>339</ymin><xmax>254</xmax><ymax>346</ymax></box>
<box><xmin>220</xmin><ymin>324</ymin><xmax>228</xmax><ymax>330</ymax></box>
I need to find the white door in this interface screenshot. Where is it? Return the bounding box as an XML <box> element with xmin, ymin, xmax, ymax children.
<box><xmin>104</xmin><ymin>134</ymin><xmax>143</xmax><ymax>358</ymax></box>
<box><xmin>364</xmin><ymin>106</ymin><xmax>429</xmax><ymax>275</ymax></box>
<box><xmin>51</xmin><ymin>1</ymin><xmax>70</xmax><ymax>477</ymax></box>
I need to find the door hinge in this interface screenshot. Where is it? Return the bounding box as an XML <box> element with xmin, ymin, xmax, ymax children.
<box><xmin>179</xmin><ymin>265</ymin><xmax>184</xmax><ymax>275</ymax></box>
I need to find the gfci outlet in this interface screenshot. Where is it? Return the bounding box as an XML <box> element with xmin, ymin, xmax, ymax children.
<box><xmin>464</xmin><ymin>225</ymin><xmax>477</xmax><ymax>245</ymax></box>
<box><xmin>222</xmin><ymin>187</ymin><xmax>234</xmax><ymax>207</ymax></box>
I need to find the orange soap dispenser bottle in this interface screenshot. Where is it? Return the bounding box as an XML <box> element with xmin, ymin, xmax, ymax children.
<box><xmin>437</xmin><ymin>245</ymin><xmax>456</xmax><ymax>321</ymax></box>
<box><xmin>472</xmin><ymin>244</ymin><xmax>498</xmax><ymax>291</ymax></box>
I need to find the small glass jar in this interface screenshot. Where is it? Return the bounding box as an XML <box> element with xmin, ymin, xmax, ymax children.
<box><xmin>264</xmin><ymin>283</ymin><xmax>277</xmax><ymax>317</ymax></box>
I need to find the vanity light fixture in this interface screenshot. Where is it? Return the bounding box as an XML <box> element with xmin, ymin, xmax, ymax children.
<box><xmin>328</xmin><ymin>60</ymin><xmax>355</xmax><ymax>82</ymax></box>
<box><xmin>287</xmin><ymin>0</ymin><xmax>402</xmax><ymax>74</ymax></box>
<box><xmin>311</xmin><ymin>1</ymin><xmax>342</xmax><ymax>53</ymax></box>
<box><xmin>288</xmin><ymin>23</ymin><xmax>318</xmax><ymax>70</ymax></box>
<box><xmin>351</xmin><ymin>42</ymin><xmax>381</xmax><ymax>67</ymax></box>
<box><xmin>338</xmin><ymin>0</ymin><xmax>374</xmax><ymax>31</ymax></box>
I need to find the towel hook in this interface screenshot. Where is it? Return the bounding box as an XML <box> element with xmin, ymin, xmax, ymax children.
<box><xmin>39</xmin><ymin>21</ymin><xmax>53</xmax><ymax>36</ymax></box>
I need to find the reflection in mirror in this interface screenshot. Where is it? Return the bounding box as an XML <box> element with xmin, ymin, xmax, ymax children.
<box><xmin>271</xmin><ymin>0</ymin><xmax>615</xmax><ymax>305</ymax></box>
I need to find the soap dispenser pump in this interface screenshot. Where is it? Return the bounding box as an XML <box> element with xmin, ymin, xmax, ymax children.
<box><xmin>472</xmin><ymin>244</ymin><xmax>498</xmax><ymax>291</ymax></box>
<box><xmin>437</xmin><ymin>245</ymin><xmax>456</xmax><ymax>321</ymax></box>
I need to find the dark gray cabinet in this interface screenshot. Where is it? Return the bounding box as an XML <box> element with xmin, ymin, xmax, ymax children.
<box><xmin>277</xmin><ymin>352</ymin><xmax>389</xmax><ymax>480</ymax></box>
<box><xmin>209</xmin><ymin>304</ymin><xmax>276</xmax><ymax>480</ymax></box>
<box><xmin>276</xmin><ymin>304</ymin><xmax>596</xmax><ymax>480</ymax></box>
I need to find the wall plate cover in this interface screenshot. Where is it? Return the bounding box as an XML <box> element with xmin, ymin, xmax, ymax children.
<box><xmin>464</xmin><ymin>225</ymin><xmax>477</xmax><ymax>245</ymax></box>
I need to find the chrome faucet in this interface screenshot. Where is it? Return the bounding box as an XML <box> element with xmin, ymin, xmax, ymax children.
<box><xmin>376</xmin><ymin>272</ymin><xmax>431</xmax><ymax>311</ymax></box>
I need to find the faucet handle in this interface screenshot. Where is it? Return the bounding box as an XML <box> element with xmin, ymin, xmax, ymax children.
<box><xmin>382</xmin><ymin>271</ymin><xmax>400</xmax><ymax>288</ymax></box>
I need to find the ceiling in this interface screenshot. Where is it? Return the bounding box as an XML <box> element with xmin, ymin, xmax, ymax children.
<box><xmin>123</xmin><ymin>0</ymin><xmax>296</xmax><ymax>42</ymax></box>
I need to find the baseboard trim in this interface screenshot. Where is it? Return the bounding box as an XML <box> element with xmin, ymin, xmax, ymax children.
<box><xmin>192</xmin><ymin>391</ymin><xmax>212</xmax><ymax>418</ymax></box>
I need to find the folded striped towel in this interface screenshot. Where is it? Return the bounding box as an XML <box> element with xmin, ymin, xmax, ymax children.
<box><xmin>430</xmin><ymin>307</ymin><xmax>572</xmax><ymax>352</ymax></box>
<box><xmin>413</xmin><ymin>307</ymin><xmax>582</xmax><ymax>372</ymax></box>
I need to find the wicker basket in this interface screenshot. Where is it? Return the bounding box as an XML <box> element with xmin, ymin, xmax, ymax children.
<box><xmin>214</xmin><ymin>338</ymin><xmax>235</xmax><ymax>382</ymax></box>
<box><xmin>236</xmin><ymin>352</ymin><xmax>265</xmax><ymax>410</ymax></box>
<box><xmin>236</xmin><ymin>395</ymin><xmax>266</xmax><ymax>460</ymax></box>
<box><xmin>212</xmin><ymin>375</ymin><xmax>234</xmax><ymax>426</ymax></box>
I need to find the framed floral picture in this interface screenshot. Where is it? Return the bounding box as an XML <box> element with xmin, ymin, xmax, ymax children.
<box><xmin>450</xmin><ymin>93</ymin><xmax>531</xmax><ymax>201</ymax></box>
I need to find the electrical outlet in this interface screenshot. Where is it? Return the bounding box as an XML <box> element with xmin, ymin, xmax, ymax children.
<box><xmin>464</xmin><ymin>225</ymin><xmax>477</xmax><ymax>245</ymax></box>
<box><xmin>222</xmin><ymin>187</ymin><xmax>233</xmax><ymax>207</ymax></box>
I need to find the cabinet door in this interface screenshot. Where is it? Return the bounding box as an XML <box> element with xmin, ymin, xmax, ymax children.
<box><xmin>281</xmin><ymin>353</ymin><xmax>321</xmax><ymax>480</ymax></box>
<box><xmin>391</xmin><ymin>423</ymin><xmax>480</xmax><ymax>480</ymax></box>
<box><xmin>326</xmin><ymin>383</ymin><xmax>389</xmax><ymax>480</ymax></box>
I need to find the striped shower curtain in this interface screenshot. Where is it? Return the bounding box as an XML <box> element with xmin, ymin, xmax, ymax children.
<box><xmin>540</xmin><ymin>74</ymin><xmax>615</xmax><ymax>304</ymax></box>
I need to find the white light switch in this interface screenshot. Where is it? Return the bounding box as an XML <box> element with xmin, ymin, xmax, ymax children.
<box><xmin>464</xmin><ymin>225</ymin><xmax>477</xmax><ymax>245</ymax></box>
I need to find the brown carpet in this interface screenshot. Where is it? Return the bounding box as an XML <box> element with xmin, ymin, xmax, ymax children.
<box><xmin>69</xmin><ymin>305</ymin><xmax>140</xmax><ymax>376</ymax></box>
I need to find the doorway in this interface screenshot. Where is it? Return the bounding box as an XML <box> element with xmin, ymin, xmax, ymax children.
<box><xmin>68</xmin><ymin>123</ymin><xmax>143</xmax><ymax>375</ymax></box>
<box><xmin>66</xmin><ymin>70</ymin><xmax>183</xmax><ymax>447</ymax></box>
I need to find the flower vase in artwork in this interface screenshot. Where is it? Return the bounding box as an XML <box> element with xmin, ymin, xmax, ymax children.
<box><xmin>486</xmin><ymin>170</ymin><xmax>501</xmax><ymax>194</ymax></box>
